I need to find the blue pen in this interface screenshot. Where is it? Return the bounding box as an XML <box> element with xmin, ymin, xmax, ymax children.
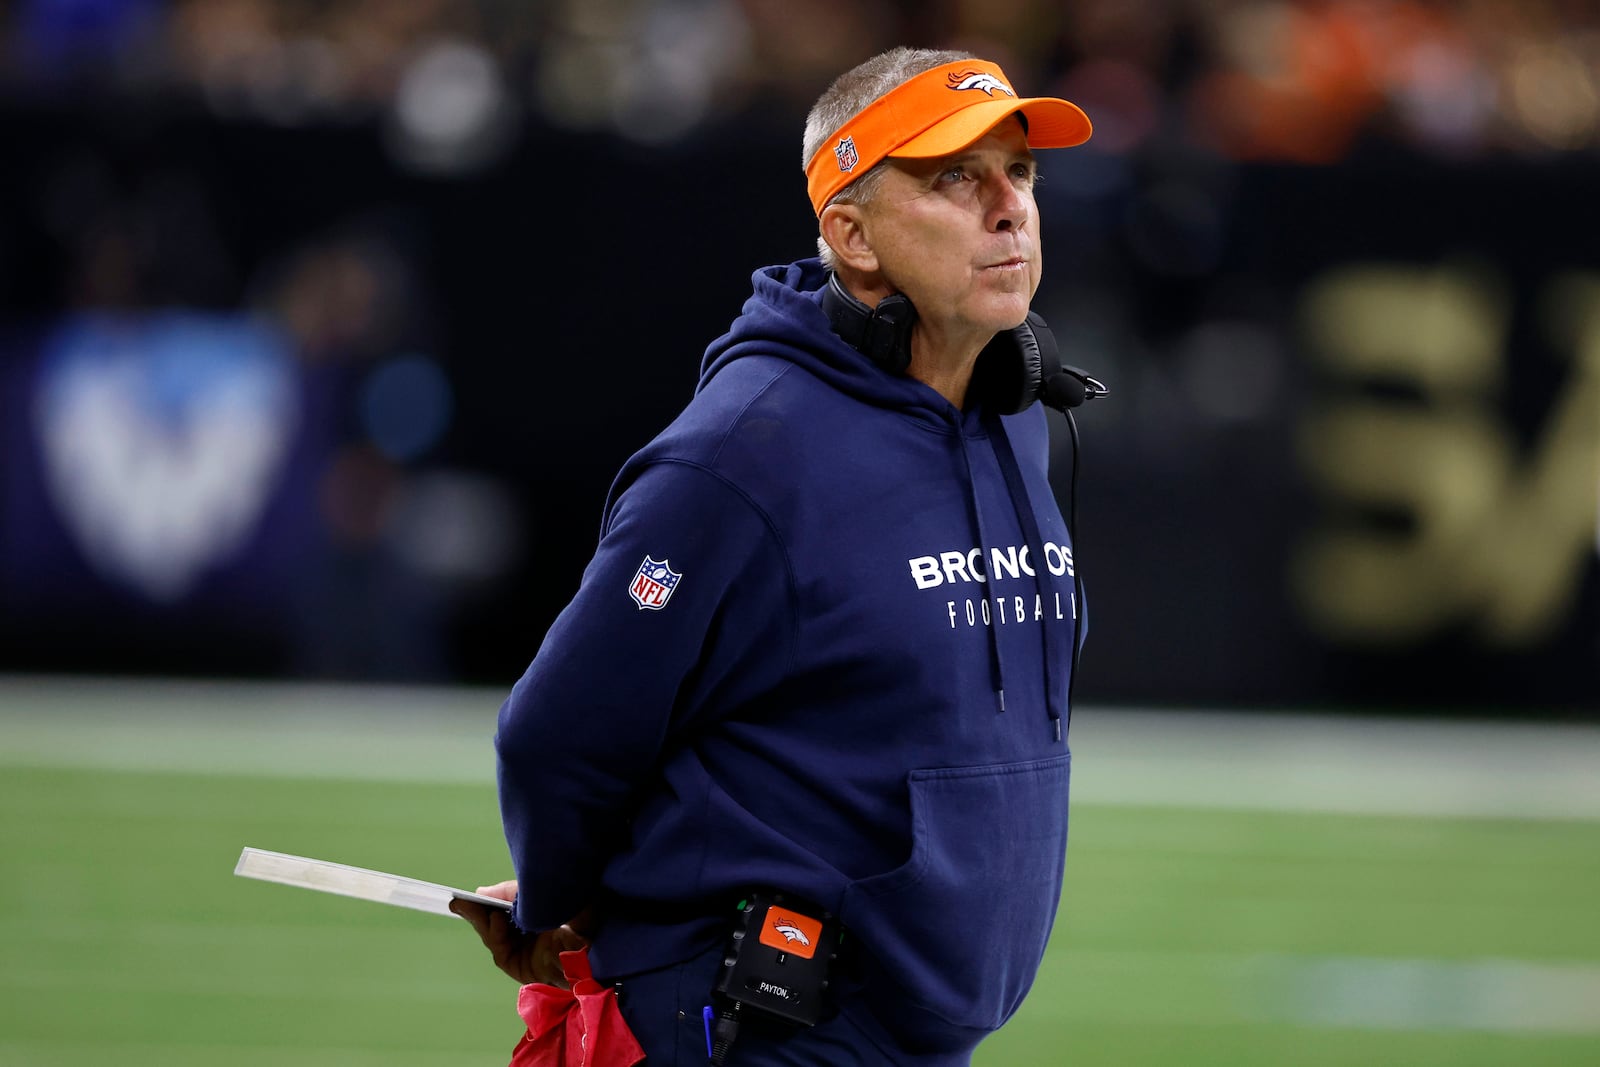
<box><xmin>703</xmin><ymin>1005</ymin><xmax>715</xmax><ymax>1058</ymax></box>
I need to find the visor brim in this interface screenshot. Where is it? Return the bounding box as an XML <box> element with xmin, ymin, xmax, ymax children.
<box><xmin>890</xmin><ymin>97</ymin><xmax>1093</xmax><ymax>159</ymax></box>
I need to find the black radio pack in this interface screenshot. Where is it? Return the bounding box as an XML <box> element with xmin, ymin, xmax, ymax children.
<box><xmin>707</xmin><ymin>891</ymin><xmax>841</xmax><ymax>1062</ymax></box>
<box><xmin>715</xmin><ymin>891</ymin><xmax>840</xmax><ymax>1025</ymax></box>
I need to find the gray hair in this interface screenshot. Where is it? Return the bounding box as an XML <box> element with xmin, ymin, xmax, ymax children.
<box><xmin>803</xmin><ymin>46</ymin><xmax>977</xmax><ymax>269</ymax></box>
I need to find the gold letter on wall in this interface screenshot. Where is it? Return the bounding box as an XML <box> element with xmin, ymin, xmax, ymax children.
<box><xmin>1293</xmin><ymin>265</ymin><xmax>1600</xmax><ymax>647</ymax></box>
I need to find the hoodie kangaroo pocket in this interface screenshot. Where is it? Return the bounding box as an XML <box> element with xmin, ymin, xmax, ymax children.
<box><xmin>839</xmin><ymin>754</ymin><xmax>1071</xmax><ymax>1034</ymax></box>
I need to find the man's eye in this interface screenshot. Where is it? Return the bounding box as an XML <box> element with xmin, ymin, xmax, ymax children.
<box><xmin>940</xmin><ymin>166</ymin><xmax>967</xmax><ymax>183</ymax></box>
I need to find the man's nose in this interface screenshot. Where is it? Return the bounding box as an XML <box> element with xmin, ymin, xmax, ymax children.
<box><xmin>988</xmin><ymin>176</ymin><xmax>1030</xmax><ymax>232</ymax></box>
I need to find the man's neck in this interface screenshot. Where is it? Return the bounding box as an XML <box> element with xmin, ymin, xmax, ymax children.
<box><xmin>907</xmin><ymin>326</ymin><xmax>984</xmax><ymax>409</ymax></box>
<box><xmin>838</xmin><ymin>273</ymin><xmax>987</xmax><ymax>409</ymax></box>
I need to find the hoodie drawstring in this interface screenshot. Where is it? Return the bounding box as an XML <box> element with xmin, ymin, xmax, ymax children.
<box><xmin>956</xmin><ymin>424</ymin><xmax>1009</xmax><ymax>714</ymax></box>
<box><xmin>984</xmin><ymin>412</ymin><xmax>1068</xmax><ymax>743</ymax></box>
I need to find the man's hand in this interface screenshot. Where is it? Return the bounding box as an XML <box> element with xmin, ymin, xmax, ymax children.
<box><xmin>450</xmin><ymin>880</ymin><xmax>592</xmax><ymax>988</ymax></box>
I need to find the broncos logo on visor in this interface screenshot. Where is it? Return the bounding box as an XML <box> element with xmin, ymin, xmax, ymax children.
<box><xmin>947</xmin><ymin>70</ymin><xmax>1014</xmax><ymax>97</ymax></box>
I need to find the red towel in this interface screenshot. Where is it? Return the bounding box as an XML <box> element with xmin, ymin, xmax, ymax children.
<box><xmin>507</xmin><ymin>948</ymin><xmax>646</xmax><ymax>1067</ymax></box>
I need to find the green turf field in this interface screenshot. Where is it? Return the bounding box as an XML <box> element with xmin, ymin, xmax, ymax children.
<box><xmin>1</xmin><ymin>683</ymin><xmax>1597</xmax><ymax>1066</ymax></box>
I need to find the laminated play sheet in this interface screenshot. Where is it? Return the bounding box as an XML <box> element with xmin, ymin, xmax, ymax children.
<box><xmin>234</xmin><ymin>846</ymin><xmax>514</xmax><ymax>918</ymax></box>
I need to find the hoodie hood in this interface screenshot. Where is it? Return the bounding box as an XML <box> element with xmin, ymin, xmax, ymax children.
<box><xmin>698</xmin><ymin>259</ymin><xmax>957</xmax><ymax>427</ymax></box>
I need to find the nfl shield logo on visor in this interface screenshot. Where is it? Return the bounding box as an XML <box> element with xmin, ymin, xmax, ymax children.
<box><xmin>629</xmin><ymin>556</ymin><xmax>682</xmax><ymax>610</ymax></box>
<box><xmin>834</xmin><ymin>135</ymin><xmax>858</xmax><ymax>173</ymax></box>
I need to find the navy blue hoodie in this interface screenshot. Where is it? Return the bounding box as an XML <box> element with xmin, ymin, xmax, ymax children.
<box><xmin>496</xmin><ymin>258</ymin><xmax>1080</xmax><ymax>1059</ymax></box>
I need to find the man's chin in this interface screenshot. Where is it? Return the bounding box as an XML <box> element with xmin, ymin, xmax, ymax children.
<box><xmin>978</xmin><ymin>297</ymin><xmax>1035</xmax><ymax>335</ymax></box>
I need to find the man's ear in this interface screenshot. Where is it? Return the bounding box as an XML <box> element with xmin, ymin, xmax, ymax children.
<box><xmin>819</xmin><ymin>203</ymin><xmax>879</xmax><ymax>274</ymax></box>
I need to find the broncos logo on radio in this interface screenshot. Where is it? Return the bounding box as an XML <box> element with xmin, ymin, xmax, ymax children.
<box><xmin>947</xmin><ymin>71</ymin><xmax>1014</xmax><ymax>97</ymax></box>
<box><xmin>772</xmin><ymin>922</ymin><xmax>813</xmax><ymax>948</ymax></box>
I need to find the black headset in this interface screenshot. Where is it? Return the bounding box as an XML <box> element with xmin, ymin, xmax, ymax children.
<box><xmin>820</xmin><ymin>273</ymin><xmax>1107</xmax><ymax>415</ymax></box>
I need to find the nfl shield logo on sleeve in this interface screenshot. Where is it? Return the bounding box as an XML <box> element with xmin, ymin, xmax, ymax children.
<box><xmin>629</xmin><ymin>556</ymin><xmax>682</xmax><ymax>610</ymax></box>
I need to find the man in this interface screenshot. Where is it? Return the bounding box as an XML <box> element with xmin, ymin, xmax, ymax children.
<box><xmin>455</xmin><ymin>45</ymin><xmax>1095</xmax><ymax>1065</ymax></box>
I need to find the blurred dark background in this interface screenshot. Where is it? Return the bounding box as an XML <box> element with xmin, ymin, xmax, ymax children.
<box><xmin>1</xmin><ymin>0</ymin><xmax>1596</xmax><ymax>717</ymax></box>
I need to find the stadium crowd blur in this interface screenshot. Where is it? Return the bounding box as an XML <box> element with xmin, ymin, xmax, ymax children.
<box><xmin>2</xmin><ymin>0</ymin><xmax>1597</xmax><ymax>714</ymax></box>
<box><xmin>7</xmin><ymin>0</ymin><xmax>1598</xmax><ymax>160</ymax></box>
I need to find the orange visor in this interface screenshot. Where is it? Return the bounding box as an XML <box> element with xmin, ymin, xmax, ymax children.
<box><xmin>804</xmin><ymin>60</ymin><xmax>1092</xmax><ymax>217</ymax></box>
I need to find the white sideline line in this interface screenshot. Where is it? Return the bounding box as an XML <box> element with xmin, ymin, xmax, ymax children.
<box><xmin>1071</xmin><ymin>707</ymin><xmax>1600</xmax><ymax>821</ymax></box>
<box><xmin>1026</xmin><ymin>950</ymin><xmax>1600</xmax><ymax>1034</ymax></box>
<box><xmin>0</xmin><ymin>674</ymin><xmax>501</xmax><ymax>785</ymax></box>
<box><xmin>1</xmin><ymin>675</ymin><xmax>1597</xmax><ymax>820</ymax></box>
<box><xmin>1263</xmin><ymin>954</ymin><xmax>1600</xmax><ymax>1034</ymax></box>
<box><xmin>0</xmin><ymin>1040</ymin><xmax>479</xmax><ymax>1067</ymax></box>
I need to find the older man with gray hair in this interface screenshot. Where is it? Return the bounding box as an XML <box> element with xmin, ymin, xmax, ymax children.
<box><xmin>458</xmin><ymin>45</ymin><xmax>1098</xmax><ymax>1065</ymax></box>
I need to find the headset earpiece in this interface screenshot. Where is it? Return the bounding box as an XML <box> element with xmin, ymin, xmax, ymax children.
<box><xmin>972</xmin><ymin>312</ymin><xmax>1051</xmax><ymax>415</ymax></box>
<box><xmin>988</xmin><ymin>312</ymin><xmax>1109</xmax><ymax>413</ymax></box>
<box><xmin>821</xmin><ymin>274</ymin><xmax>917</xmax><ymax>375</ymax></box>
